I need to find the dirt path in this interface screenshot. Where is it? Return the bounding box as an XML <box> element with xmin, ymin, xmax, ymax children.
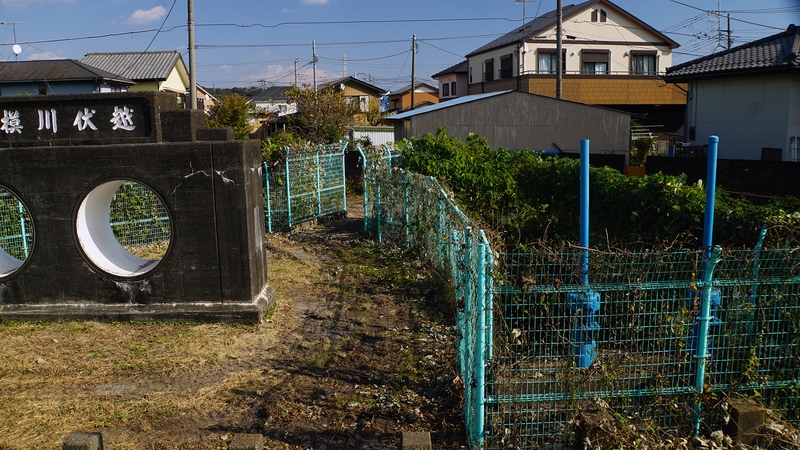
<box><xmin>0</xmin><ymin>199</ymin><xmax>465</xmax><ymax>450</ymax></box>
<box><xmin>255</xmin><ymin>199</ymin><xmax>464</xmax><ymax>449</ymax></box>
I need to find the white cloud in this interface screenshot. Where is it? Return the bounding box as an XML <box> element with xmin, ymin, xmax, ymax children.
<box><xmin>299</xmin><ymin>0</ymin><xmax>328</xmax><ymax>5</ymax></box>
<box><xmin>125</xmin><ymin>5</ymin><xmax>167</xmax><ymax>25</ymax></box>
<box><xmin>0</xmin><ymin>0</ymin><xmax>73</xmax><ymax>9</ymax></box>
<box><xmin>26</xmin><ymin>50</ymin><xmax>64</xmax><ymax>60</ymax></box>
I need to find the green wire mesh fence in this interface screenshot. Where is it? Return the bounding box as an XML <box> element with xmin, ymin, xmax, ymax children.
<box><xmin>361</xmin><ymin>151</ymin><xmax>800</xmax><ymax>448</ymax></box>
<box><xmin>263</xmin><ymin>142</ymin><xmax>347</xmax><ymax>232</ymax></box>
<box><xmin>109</xmin><ymin>182</ymin><xmax>171</xmax><ymax>249</ymax></box>
<box><xmin>0</xmin><ymin>188</ymin><xmax>33</xmax><ymax>262</ymax></box>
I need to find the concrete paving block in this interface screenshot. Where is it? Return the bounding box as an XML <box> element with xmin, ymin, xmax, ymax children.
<box><xmin>724</xmin><ymin>398</ymin><xmax>766</xmax><ymax>446</ymax></box>
<box><xmin>402</xmin><ymin>431</ymin><xmax>432</xmax><ymax>450</ymax></box>
<box><xmin>228</xmin><ymin>433</ymin><xmax>264</xmax><ymax>450</ymax></box>
<box><xmin>62</xmin><ymin>432</ymin><xmax>103</xmax><ymax>450</ymax></box>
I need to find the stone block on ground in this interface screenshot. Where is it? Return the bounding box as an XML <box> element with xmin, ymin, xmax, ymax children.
<box><xmin>63</xmin><ymin>432</ymin><xmax>103</xmax><ymax>450</ymax></box>
<box><xmin>228</xmin><ymin>433</ymin><xmax>264</xmax><ymax>450</ymax></box>
<box><xmin>723</xmin><ymin>398</ymin><xmax>766</xmax><ymax>446</ymax></box>
<box><xmin>402</xmin><ymin>431</ymin><xmax>432</xmax><ymax>450</ymax></box>
<box><xmin>573</xmin><ymin>409</ymin><xmax>616</xmax><ymax>450</ymax></box>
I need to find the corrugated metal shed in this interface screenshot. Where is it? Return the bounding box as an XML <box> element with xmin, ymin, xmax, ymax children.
<box><xmin>81</xmin><ymin>51</ymin><xmax>184</xmax><ymax>81</ymax></box>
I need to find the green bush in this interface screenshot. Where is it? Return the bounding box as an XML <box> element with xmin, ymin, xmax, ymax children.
<box><xmin>398</xmin><ymin>128</ymin><xmax>799</xmax><ymax>249</ymax></box>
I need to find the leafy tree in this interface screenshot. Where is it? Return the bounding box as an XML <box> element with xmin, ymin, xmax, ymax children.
<box><xmin>285</xmin><ymin>84</ymin><xmax>359</xmax><ymax>144</ymax></box>
<box><xmin>205</xmin><ymin>93</ymin><xmax>254</xmax><ymax>140</ymax></box>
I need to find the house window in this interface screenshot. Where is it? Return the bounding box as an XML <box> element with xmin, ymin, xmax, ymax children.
<box><xmin>591</xmin><ymin>9</ymin><xmax>607</xmax><ymax>22</ymax></box>
<box><xmin>442</xmin><ymin>82</ymin><xmax>450</xmax><ymax>97</ymax></box>
<box><xmin>469</xmin><ymin>67</ymin><xmax>473</xmax><ymax>83</ymax></box>
<box><xmin>500</xmin><ymin>53</ymin><xmax>513</xmax><ymax>79</ymax></box>
<box><xmin>538</xmin><ymin>50</ymin><xmax>566</xmax><ymax>74</ymax></box>
<box><xmin>450</xmin><ymin>81</ymin><xmax>456</xmax><ymax>96</ymax></box>
<box><xmin>484</xmin><ymin>58</ymin><xmax>494</xmax><ymax>81</ymax></box>
<box><xmin>581</xmin><ymin>50</ymin><xmax>608</xmax><ymax>74</ymax></box>
<box><xmin>631</xmin><ymin>51</ymin><xmax>657</xmax><ymax>75</ymax></box>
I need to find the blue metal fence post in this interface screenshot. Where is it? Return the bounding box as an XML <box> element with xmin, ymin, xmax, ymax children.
<box><xmin>567</xmin><ymin>139</ymin><xmax>599</xmax><ymax>368</ymax></box>
<box><xmin>285</xmin><ymin>148</ymin><xmax>292</xmax><ymax>227</ymax></box>
<box><xmin>18</xmin><ymin>200</ymin><xmax>28</xmax><ymax>258</ymax></box>
<box><xmin>747</xmin><ymin>224</ymin><xmax>768</xmax><ymax>337</ymax></box>
<box><xmin>341</xmin><ymin>142</ymin><xmax>347</xmax><ymax>213</ymax></box>
<box><xmin>480</xmin><ymin>230</ymin><xmax>494</xmax><ymax>362</ymax></box>
<box><xmin>263</xmin><ymin>162</ymin><xmax>272</xmax><ymax>233</ymax></box>
<box><xmin>403</xmin><ymin>170</ymin><xmax>410</xmax><ymax>248</ymax></box>
<box><xmin>376</xmin><ymin>176</ymin><xmax>382</xmax><ymax>242</ymax></box>
<box><xmin>474</xmin><ymin>228</ymin><xmax>487</xmax><ymax>447</ymax></box>
<box><xmin>316</xmin><ymin>147</ymin><xmax>322</xmax><ymax>218</ymax></box>
<box><xmin>691</xmin><ymin>135</ymin><xmax>720</xmax><ymax>435</ymax></box>
<box><xmin>357</xmin><ymin>146</ymin><xmax>367</xmax><ymax>231</ymax></box>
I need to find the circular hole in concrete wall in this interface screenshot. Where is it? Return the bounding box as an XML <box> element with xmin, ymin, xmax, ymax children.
<box><xmin>76</xmin><ymin>180</ymin><xmax>172</xmax><ymax>278</ymax></box>
<box><xmin>0</xmin><ymin>186</ymin><xmax>34</xmax><ymax>278</ymax></box>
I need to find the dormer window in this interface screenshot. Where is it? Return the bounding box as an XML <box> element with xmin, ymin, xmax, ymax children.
<box><xmin>591</xmin><ymin>9</ymin><xmax>607</xmax><ymax>22</ymax></box>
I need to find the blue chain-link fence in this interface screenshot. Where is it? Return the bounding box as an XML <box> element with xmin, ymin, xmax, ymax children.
<box><xmin>0</xmin><ymin>189</ymin><xmax>33</xmax><ymax>262</ymax></box>
<box><xmin>361</xmin><ymin>151</ymin><xmax>800</xmax><ymax>448</ymax></box>
<box><xmin>263</xmin><ymin>142</ymin><xmax>347</xmax><ymax>232</ymax></box>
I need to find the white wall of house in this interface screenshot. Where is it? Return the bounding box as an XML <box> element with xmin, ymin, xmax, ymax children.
<box><xmin>468</xmin><ymin>3</ymin><xmax>673</xmax><ymax>80</ymax></box>
<box><xmin>351</xmin><ymin>126</ymin><xmax>394</xmax><ymax>147</ymax></box>
<box><xmin>687</xmin><ymin>73</ymin><xmax>800</xmax><ymax>161</ymax></box>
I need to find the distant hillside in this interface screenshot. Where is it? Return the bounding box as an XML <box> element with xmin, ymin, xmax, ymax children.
<box><xmin>204</xmin><ymin>87</ymin><xmax>263</xmax><ymax>100</ymax></box>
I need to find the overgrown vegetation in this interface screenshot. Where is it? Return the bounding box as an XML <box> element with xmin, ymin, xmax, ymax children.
<box><xmin>205</xmin><ymin>93</ymin><xmax>255</xmax><ymax>140</ymax></box>
<box><xmin>398</xmin><ymin>128</ymin><xmax>800</xmax><ymax>250</ymax></box>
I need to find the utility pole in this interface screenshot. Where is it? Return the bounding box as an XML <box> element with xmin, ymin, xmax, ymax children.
<box><xmin>188</xmin><ymin>0</ymin><xmax>197</xmax><ymax>110</ymax></box>
<box><xmin>294</xmin><ymin>58</ymin><xmax>299</xmax><ymax>86</ymax></box>
<box><xmin>343</xmin><ymin>53</ymin><xmax>347</xmax><ymax>77</ymax></box>
<box><xmin>556</xmin><ymin>0</ymin><xmax>563</xmax><ymax>99</ymax></box>
<box><xmin>312</xmin><ymin>41</ymin><xmax>317</xmax><ymax>91</ymax></box>
<box><xmin>726</xmin><ymin>13</ymin><xmax>732</xmax><ymax>50</ymax></box>
<box><xmin>411</xmin><ymin>35</ymin><xmax>416</xmax><ymax>110</ymax></box>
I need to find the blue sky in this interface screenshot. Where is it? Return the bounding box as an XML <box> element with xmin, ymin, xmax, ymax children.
<box><xmin>0</xmin><ymin>0</ymin><xmax>797</xmax><ymax>91</ymax></box>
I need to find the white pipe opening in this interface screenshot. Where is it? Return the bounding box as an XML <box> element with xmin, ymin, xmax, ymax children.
<box><xmin>75</xmin><ymin>180</ymin><xmax>161</xmax><ymax>278</ymax></box>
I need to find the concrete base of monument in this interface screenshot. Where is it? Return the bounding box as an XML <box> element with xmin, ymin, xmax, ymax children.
<box><xmin>0</xmin><ymin>285</ymin><xmax>275</xmax><ymax>325</ymax></box>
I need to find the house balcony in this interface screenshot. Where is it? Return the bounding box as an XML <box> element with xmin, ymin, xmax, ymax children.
<box><xmin>468</xmin><ymin>72</ymin><xmax>687</xmax><ymax>106</ymax></box>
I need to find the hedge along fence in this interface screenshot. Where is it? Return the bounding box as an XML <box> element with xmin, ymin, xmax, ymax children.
<box><xmin>263</xmin><ymin>142</ymin><xmax>347</xmax><ymax>232</ymax></box>
<box><xmin>361</xmin><ymin>147</ymin><xmax>800</xmax><ymax>449</ymax></box>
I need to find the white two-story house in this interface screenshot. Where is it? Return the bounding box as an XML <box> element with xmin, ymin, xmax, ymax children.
<box><xmin>464</xmin><ymin>0</ymin><xmax>686</xmax><ymax>138</ymax></box>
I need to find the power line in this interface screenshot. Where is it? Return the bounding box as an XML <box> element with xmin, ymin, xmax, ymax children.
<box><xmin>667</xmin><ymin>0</ymin><xmax>786</xmax><ymax>30</ymax></box>
<box><xmin>196</xmin><ymin>17</ymin><xmax>520</xmax><ymax>29</ymax></box>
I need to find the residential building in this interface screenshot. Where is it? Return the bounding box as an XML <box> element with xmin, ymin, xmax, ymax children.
<box><xmin>433</xmin><ymin>60</ymin><xmax>469</xmax><ymax>101</ymax></box>
<box><xmin>387</xmin><ymin>90</ymin><xmax>630</xmax><ymax>154</ymax></box>
<box><xmin>464</xmin><ymin>0</ymin><xmax>686</xmax><ymax>136</ymax></box>
<box><xmin>663</xmin><ymin>24</ymin><xmax>800</xmax><ymax>161</ymax></box>
<box><xmin>321</xmin><ymin>76</ymin><xmax>385</xmax><ymax>112</ymax></box>
<box><xmin>250</xmin><ymin>86</ymin><xmax>297</xmax><ymax>117</ymax></box>
<box><xmin>387</xmin><ymin>82</ymin><xmax>439</xmax><ymax>111</ymax></box>
<box><xmin>81</xmin><ymin>51</ymin><xmax>193</xmax><ymax>107</ymax></box>
<box><xmin>0</xmin><ymin>60</ymin><xmax>134</xmax><ymax>96</ymax></box>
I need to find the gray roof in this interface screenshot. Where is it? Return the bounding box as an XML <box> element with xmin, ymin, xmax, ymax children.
<box><xmin>432</xmin><ymin>60</ymin><xmax>468</xmax><ymax>79</ymax></box>
<box><xmin>387</xmin><ymin>89</ymin><xmax>634</xmax><ymax>120</ymax></box>
<box><xmin>319</xmin><ymin>76</ymin><xmax>386</xmax><ymax>96</ymax></box>
<box><xmin>0</xmin><ymin>59</ymin><xmax>134</xmax><ymax>85</ymax></box>
<box><xmin>81</xmin><ymin>51</ymin><xmax>185</xmax><ymax>81</ymax></box>
<box><xmin>388</xmin><ymin>82</ymin><xmax>438</xmax><ymax>95</ymax></box>
<box><xmin>250</xmin><ymin>86</ymin><xmax>294</xmax><ymax>103</ymax></box>
<box><xmin>387</xmin><ymin>91</ymin><xmax>512</xmax><ymax>119</ymax></box>
<box><xmin>664</xmin><ymin>24</ymin><xmax>800</xmax><ymax>80</ymax></box>
<box><xmin>466</xmin><ymin>0</ymin><xmax>678</xmax><ymax>58</ymax></box>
